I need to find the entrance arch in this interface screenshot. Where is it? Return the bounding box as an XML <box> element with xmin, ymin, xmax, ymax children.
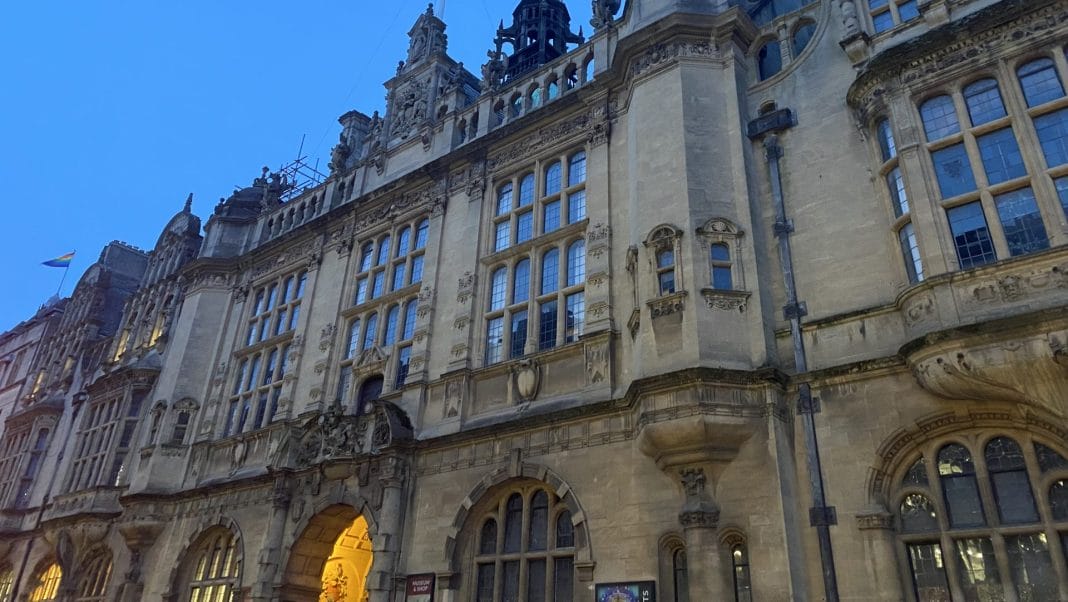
<box><xmin>281</xmin><ymin>504</ymin><xmax>374</xmax><ymax>602</ymax></box>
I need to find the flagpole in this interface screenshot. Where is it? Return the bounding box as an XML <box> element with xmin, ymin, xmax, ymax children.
<box><xmin>55</xmin><ymin>250</ymin><xmax>74</xmax><ymax>296</ymax></box>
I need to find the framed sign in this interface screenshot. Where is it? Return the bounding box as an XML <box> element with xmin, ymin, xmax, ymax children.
<box><xmin>405</xmin><ymin>573</ymin><xmax>435</xmax><ymax>602</ymax></box>
<box><xmin>595</xmin><ymin>581</ymin><xmax>657</xmax><ymax>602</ymax></box>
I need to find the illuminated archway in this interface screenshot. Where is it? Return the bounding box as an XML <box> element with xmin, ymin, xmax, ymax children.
<box><xmin>319</xmin><ymin>516</ymin><xmax>373</xmax><ymax>602</ymax></box>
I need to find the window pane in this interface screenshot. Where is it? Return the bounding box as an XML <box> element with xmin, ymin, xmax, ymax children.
<box><xmin>363</xmin><ymin>314</ymin><xmax>378</xmax><ymax>350</ymax></box>
<box><xmin>396</xmin><ymin>227</ymin><xmax>411</xmax><ymax>257</ymax></box>
<box><xmin>878</xmin><ymin>119</ymin><xmax>897</xmax><ymax>162</ymax></box>
<box><xmin>545</xmin><ymin>163</ymin><xmax>562</xmax><ymax>196</ymax></box>
<box><xmin>497</xmin><ymin>184</ymin><xmax>513</xmax><ymax>215</ymax></box>
<box><xmin>659</xmin><ymin>271</ymin><xmax>676</xmax><ymax>296</ymax></box>
<box><xmin>359</xmin><ymin>244</ymin><xmax>374</xmax><ymax>272</ymax></box>
<box><xmin>908</xmin><ymin>543</ymin><xmax>951</xmax><ymax>602</ymax></box>
<box><xmin>947</xmin><ymin>202</ymin><xmax>996</xmax><ymax>270</ymax></box>
<box><xmin>884</xmin><ymin>167</ymin><xmax>909</xmax><ymax>217</ymax></box>
<box><xmin>565</xmin><ymin>293</ymin><xmax>584</xmax><ymax>343</ymax></box>
<box><xmin>415</xmin><ymin>219</ymin><xmax>429</xmax><ymax>249</ymax></box>
<box><xmin>1006</xmin><ymin>533</ymin><xmax>1057</xmax><ymax>602</ymax></box>
<box><xmin>994</xmin><ymin>188</ymin><xmax>1049</xmax><ymax>256</ymax></box>
<box><xmin>900</xmin><ymin>494</ymin><xmax>939</xmax><ymax>532</ymax></box>
<box><xmin>542</xmin><ymin>249</ymin><xmax>560</xmax><ymax>294</ymax></box>
<box><xmin>792</xmin><ymin>22</ymin><xmax>816</xmax><ymax>56</ymax></box>
<box><xmin>540</xmin><ymin>301</ymin><xmax>558</xmax><ymax>350</ymax></box>
<box><xmin>1035</xmin><ymin>443</ymin><xmax>1068</xmax><ymax>473</ymax></box>
<box><xmin>556</xmin><ymin>511</ymin><xmax>574</xmax><ymax>548</ymax></box>
<box><xmin>568</xmin><ymin>152</ymin><xmax>586</xmax><ymax>186</ymax></box>
<box><xmin>1033</xmin><ymin>108</ymin><xmax>1068</xmax><ymax>167</ymax></box>
<box><xmin>502</xmin><ymin>561</ymin><xmax>520</xmax><ymax>601</ymax></box>
<box><xmin>758</xmin><ymin>41</ymin><xmax>782</xmax><ymax>81</ymax></box>
<box><xmin>954</xmin><ymin>538</ymin><xmax>1002</xmax><ymax>602</ymax></box>
<box><xmin>491</xmin><ymin>268</ymin><xmax>507</xmax><ymax>310</ymax></box>
<box><xmin>553</xmin><ymin>557</ymin><xmax>574</xmax><ymax>602</ymax></box>
<box><xmin>383</xmin><ymin>306</ymin><xmax>399</xmax><ymax>346</ymax></box>
<box><xmin>710</xmin><ymin>243</ymin><xmax>730</xmax><ymax>262</ymax></box>
<box><xmin>976</xmin><ymin>128</ymin><xmax>1025</xmax><ymax>184</ymax></box>
<box><xmin>402</xmin><ymin>301</ymin><xmax>418</xmax><ymax>341</ymax></box>
<box><xmin>510</xmin><ymin>311</ymin><xmax>528</xmax><ymax>359</ymax></box>
<box><xmin>1018</xmin><ymin>58</ymin><xmax>1065</xmax><ymax>108</ymax></box>
<box><xmin>732</xmin><ymin>545</ymin><xmax>752</xmax><ymax>602</ymax></box>
<box><xmin>392</xmin><ymin>263</ymin><xmax>406</xmax><ymax>291</ymax></box>
<box><xmin>480</xmin><ymin>520</ymin><xmax>497</xmax><ymax>554</ymax></box>
<box><xmin>712</xmin><ymin>266</ymin><xmax>732</xmax><ymax>290</ymax></box>
<box><xmin>921</xmin><ymin>96</ymin><xmax>960</xmax><ymax>140</ymax></box>
<box><xmin>931</xmin><ymin>143</ymin><xmax>977</xmax><ymax>198</ymax></box>
<box><xmin>898</xmin><ymin>223</ymin><xmax>925</xmax><ymax>284</ymax></box>
<box><xmin>371</xmin><ymin>272</ymin><xmax>384</xmax><ymax>299</ymax></box>
<box><xmin>495</xmin><ymin>221</ymin><xmax>511</xmax><ymax>252</ymax></box>
<box><xmin>544</xmin><ymin>200</ymin><xmax>561</xmax><ymax>233</ymax></box>
<box><xmin>568</xmin><ymin>190</ymin><xmax>586</xmax><ymax>223</ymax></box>
<box><xmin>355</xmin><ymin>278</ymin><xmax>368</xmax><ymax>305</ymax></box>
<box><xmin>477</xmin><ymin>564</ymin><xmax>495</xmax><ymax>602</ymax></box>
<box><xmin>377</xmin><ymin>236</ymin><xmax>391</xmax><ymax>265</ymax></box>
<box><xmin>674</xmin><ymin>550</ymin><xmax>690</xmax><ymax>602</ymax></box>
<box><xmin>938</xmin><ymin>444</ymin><xmax>986</xmax><ymax>527</ymax></box>
<box><xmin>657</xmin><ymin>249</ymin><xmax>674</xmax><ymax>268</ymax></box>
<box><xmin>514</xmin><ymin>260</ymin><xmax>531</xmax><ymax>304</ymax></box>
<box><xmin>410</xmin><ymin>255</ymin><xmax>424</xmax><ymax>285</ymax></box>
<box><xmin>873</xmin><ymin>10</ymin><xmax>894</xmax><ymax>33</ymax></box>
<box><xmin>486</xmin><ymin>317</ymin><xmax>504</xmax><ymax>365</ymax></box>
<box><xmin>567</xmin><ymin>241</ymin><xmax>585</xmax><ymax>286</ymax></box>
<box><xmin>520</xmin><ymin>174</ymin><xmax>535</xmax><ymax>206</ymax></box>
<box><xmin>1050</xmin><ymin>480</ymin><xmax>1068</xmax><ymax>520</ymax></box>
<box><xmin>964</xmin><ymin>79</ymin><xmax>1007</xmax><ymax>126</ymax></box>
<box><xmin>530</xmin><ymin>491</ymin><xmax>549</xmax><ymax>551</ymax></box>
<box><xmin>504</xmin><ymin>494</ymin><xmax>523</xmax><ymax>553</ymax></box>
<box><xmin>528</xmin><ymin>559</ymin><xmax>546</xmax><ymax>602</ymax></box>
<box><xmin>903</xmin><ymin>456</ymin><xmax>929</xmax><ymax>487</ymax></box>
<box><xmin>898</xmin><ymin>0</ymin><xmax>919</xmax><ymax>21</ymax></box>
<box><xmin>1055</xmin><ymin>176</ymin><xmax>1068</xmax><ymax>219</ymax></box>
<box><xmin>517</xmin><ymin>211</ymin><xmax>534</xmax><ymax>243</ymax></box>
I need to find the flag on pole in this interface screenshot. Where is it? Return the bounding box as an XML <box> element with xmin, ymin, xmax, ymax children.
<box><xmin>42</xmin><ymin>252</ymin><xmax>75</xmax><ymax>268</ymax></box>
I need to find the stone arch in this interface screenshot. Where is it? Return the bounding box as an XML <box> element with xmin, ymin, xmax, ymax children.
<box><xmin>865</xmin><ymin>403</ymin><xmax>1068</xmax><ymax>507</ymax></box>
<box><xmin>280</xmin><ymin>499</ymin><xmax>378</xmax><ymax>602</ymax></box>
<box><xmin>163</xmin><ymin>516</ymin><xmax>244</xmax><ymax>602</ymax></box>
<box><xmin>443</xmin><ymin>462</ymin><xmax>593</xmax><ymax>573</ymax></box>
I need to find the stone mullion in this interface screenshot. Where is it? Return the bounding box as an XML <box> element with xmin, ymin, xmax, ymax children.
<box><xmin>406</xmin><ymin>203</ymin><xmax>446</xmax><ymax>385</ymax></box>
<box><xmin>582</xmin><ymin>132</ymin><xmax>611</xmax><ymax>334</ymax></box>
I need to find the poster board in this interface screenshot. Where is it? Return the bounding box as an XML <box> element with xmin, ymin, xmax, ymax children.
<box><xmin>595</xmin><ymin>581</ymin><xmax>657</xmax><ymax>602</ymax></box>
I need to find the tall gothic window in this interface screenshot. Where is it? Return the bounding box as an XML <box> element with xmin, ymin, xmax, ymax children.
<box><xmin>67</xmin><ymin>389</ymin><xmax>147</xmax><ymax>492</ymax></box>
<box><xmin>473</xmin><ymin>486</ymin><xmax>576</xmax><ymax>602</ymax></box>
<box><xmin>484</xmin><ymin>149</ymin><xmax>587</xmax><ymax>366</ymax></box>
<box><xmin>182</xmin><ymin>528</ymin><xmax>242</xmax><ymax>602</ymax></box>
<box><xmin>732</xmin><ymin>543</ymin><xmax>753</xmax><ymax>602</ymax></box>
<box><xmin>895</xmin><ymin>434</ymin><xmax>1068</xmax><ymax>600</ymax></box>
<box><xmin>244</xmin><ymin>271</ymin><xmax>306</xmax><ymax>346</ymax></box>
<box><xmin>13</xmin><ymin>427</ymin><xmax>49</xmax><ymax>508</ymax></box>
<box><xmin>75</xmin><ymin>551</ymin><xmax>113</xmax><ymax>602</ymax></box>
<box><xmin>27</xmin><ymin>562</ymin><xmax>61</xmax><ymax>602</ymax></box>
<box><xmin>0</xmin><ymin>565</ymin><xmax>13</xmax><ymax>602</ymax></box>
<box><xmin>0</xmin><ymin>427</ymin><xmax>31</xmax><ymax>507</ymax></box>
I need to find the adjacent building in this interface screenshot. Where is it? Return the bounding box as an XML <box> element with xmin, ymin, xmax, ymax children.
<box><xmin>1</xmin><ymin>0</ymin><xmax>1067</xmax><ymax>600</ymax></box>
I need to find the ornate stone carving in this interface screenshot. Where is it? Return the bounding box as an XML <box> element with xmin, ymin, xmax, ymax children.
<box><xmin>700</xmin><ymin>289</ymin><xmax>750</xmax><ymax>313</ymax></box>
<box><xmin>630</xmin><ymin>41</ymin><xmax>716</xmax><ymax>79</ymax></box>
<box><xmin>319</xmin><ymin>324</ymin><xmax>336</xmax><ymax>351</ymax></box>
<box><xmin>855</xmin><ymin>511</ymin><xmax>894</xmax><ymax>531</ymax></box>
<box><xmin>481</xmin><ymin>50</ymin><xmax>506</xmax><ymax>94</ymax></box>
<box><xmin>648</xmin><ymin>291</ymin><xmax>687</xmax><ymax>319</ymax></box>
<box><xmin>585</xmin><ymin>342</ymin><xmax>608</xmax><ymax>385</ymax></box>
<box><xmin>678</xmin><ymin>468</ymin><xmax>720</xmax><ymax>530</ymax></box>
<box><xmin>443</xmin><ymin>378</ymin><xmax>463</xmax><ymax>419</ymax></box>
<box><xmin>391</xmin><ymin>79</ymin><xmax>430</xmax><ymax>141</ymax></box>
<box><xmin>457</xmin><ymin>271</ymin><xmax>475</xmax><ymax>304</ymax></box>
<box><xmin>590</xmin><ymin>0</ymin><xmax>622</xmax><ymax>30</ymax></box>
<box><xmin>512</xmin><ymin>359</ymin><xmax>541</xmax><ymax>403</ymax></box>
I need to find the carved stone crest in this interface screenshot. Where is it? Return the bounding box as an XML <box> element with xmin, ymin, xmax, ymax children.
<box><xmin>512</xmin><ymin>359</ymin><xmax>541</xmax><ymax>403</ymax></box>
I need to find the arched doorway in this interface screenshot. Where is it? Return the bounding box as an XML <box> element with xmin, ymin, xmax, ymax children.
<box><xmin>282</xmin><ymin>505</ymin><xmax>374</xmax><ymax>602</ymax></box>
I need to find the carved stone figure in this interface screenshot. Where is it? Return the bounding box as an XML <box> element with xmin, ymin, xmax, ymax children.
<box><xmin>328</xmin><ymin>133</ymin><xmax>351</xmax><ymax>175</ymax></box>
<box><xmin>590</xmin><ymin>0</ymin><xmax>622</xmax><ymax>29</ymax></box>
<box><xmin>839</xmin><ymin>0</ymin><xmax>861</xmax><ymax>37</ymax></box>
<box><xmin>481</xmin><ymin>50</ymin><xmax>506</xmax><ymax>94</ymax></box>
<box><xmin>391</xmin><ymin>80</ymin><xmax>430</xmax><ymax>139</ymax></box>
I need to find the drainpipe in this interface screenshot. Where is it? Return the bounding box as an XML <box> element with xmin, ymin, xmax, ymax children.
<box><xmin>748</xmin><ymin>110</ymin><xmax>840</xmax><ymax>602</ymax></box>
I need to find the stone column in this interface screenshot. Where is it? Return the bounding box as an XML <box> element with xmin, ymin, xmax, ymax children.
<box><xmin>117</xmin><ymin>522</ymin><xmax>164</xmax><ymax>602</ymax></box>
<box><xmin>678</xmin><ymin>468</ymin><xmax>729</xmax><ymax>601</ymax></box>
<box><xmin>252</xmin><ymin>475</ymin><xmax>293</xmax><ymax>601</ymax></box>
<box><xmin>368</xmin><ymin>455</ymin><xmax>408</xmax><ymax>602</ymax></box>
<box><xmin>855</xmin><ymin>509</ymin><xmax>904</xmax><ymax>601</ymax></box>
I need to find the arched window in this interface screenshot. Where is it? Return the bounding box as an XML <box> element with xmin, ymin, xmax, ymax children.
<box><xmin>792</xmin><ymin>21</ymin><xmax>816</xmax><ymax>56</ymax></box>
<box><xmin>548</xmin><ymin>80</ymin><xmax>560</xmax><ymax>100</ymax></box>
<box><xmin>490</xmin><ymin>268</ymin><xmax>508</xmax><ymax>311</ymax></box>
<box><xmin>545</xmin><ymin>162</ymin><xmax>562</xmax><ymax>196</ymax></box>
<box><xmin>27</xmin><ymin>562</ymin><xmax>61</xmax><ymax>602</ymax></box>
<box><xmin>566</xmin><ymin>241</ymin><xmax>585</xmax><ymax>287</ymax></box>
<box><xmin>757</xmin><ymin>41</ymin><xmax>782</xmax><ymax>81</ymax></box>
<box><xmin>0</xmin><ymin>565</ymin><xmax>12</xmax><ymax>602</ymax></box>
<box><xmin>541</xmin><ymin>249</ymin><xmax>560</xmax><ymax>295</ymax></box>
<box><xmin>963</xmin><ymin>78</ymin><xmax>1007</xmax><ymax>126</ymax></box>
<box><xmin>182</xmin><ymin>528</ymin><xmax>241</xmax><ymax>602</ymax></box>
<box><xmin>520</xmin><ymin>174</ymin><xmax>536</xmax><ymax>207</ymax></box>
<box><xmin>513</xmin><ymin>259</ymin><xmax>531</xmax><ymax>304</ymax></box>
<box><xmin>75</xmin><ymin>551</ymin><xmax>113</xmax><ymax>602</ymax></box>
<box><xmin>396</xmin><ymin>226</ymin><xmax>411</xmax><ymax>258</ymax></box>
<box><xmin>402</xmin><ymin>300</ymin><xmax>418</xmax><ymax>342</ymax></box>
<box><xmin>731</xmin><ymin>543</ymin><xmax>752</xmax><ymax>602</ymax></box>
<box><xmin>362</xmin><ymin>313</ymin><xmax>378</xmax><ymax>350</ymax></box>
<box><xmin>383</xmin><ymin>305</ymin><xmax>400</xmax><ymax>346</ymax></box>
<box><xmin>657</xmin><ymin>249</ymin><xmax>676</xmax><ymax>296</ymax></box>
<box><xmin>710</xmin><ymin>244</ymin><xmax>732</xmax><ymax>290</ymax></box>
<box><xmin>895</xmin><ymin>434</ymin><xmax>1068</xmax><ymax>601</ymax></box>
<box><xmin>356</xmin><ymin>375</ymin><xmax>384</xmax><ymax>415</ymax></box>
<box><xmin>673</xmin><ymin>549</ymin><xmax>689</xmax><ymax>602</ymax></box>
<box><xmin>472</xmin><ymin>486</ymin><xmax>576</xmax><ymax>602</ymax></box>
<box><xmin>1017</xmin><ymin>58</ymin><xmax>1065</xmax><ymax>108</ymax></box>
<box><xmin>869</xmin><ymin>0</ymin><xmax>921</xmax><ymax>33</ymax></box>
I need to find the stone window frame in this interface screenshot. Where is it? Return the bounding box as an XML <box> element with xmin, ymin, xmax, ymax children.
<box><xmin>0</xmin><ymin>424</ymin><xmax>32</xmax><ymax>508</ymax></box>
<box><xmin>746</xmin><ymin>1</ymin><xmax>822</xmax><ymax>87</ymax></box>
<box><xmin>870</xmin><ymin>115</ymin><xmax>926</xmax><ymax>286</ymax></box>
<box><xmin>912</xmin><ymin>50</ymin><xmax>1068</xmax><ymax>271</ymax></box>
<box><xmin>481</xmin><ymin>148</ymin><xmax>589</xmax><ymax>367</ymax></box>
<box><xmin>352</xmin><ymin>216</ymin><xmax>429</xmax><ymax>308</ymax></box>
<box><xmin>223</xmin><ymin>338</ymin><xmax>291</xmax><ymax>438</ymax></box>
<box><xmin>169</xmin><ymin>397</ymin><xmax>199</xmax><ymax>446</ymax></box>
<box><xmin>695</xmin><ymin>218</ymin><xmax>751</xmax><ymax>312</ymax></box>
<box><xmin>337</xmin><ymin>296</ymin><xmax>420</xmax><ymax>405</ymax></box>
<box><xmin>66</xmin><ymin>387</ymin><xmax>149</xmax><ymax>493</ymax></box>
<box><xmin>643</xmin><ymin>224</ymin><xmax>687</xmax><ymax>318</ymax></box>
<box><xmin>468</xmin><ymin>482</ymin><xmax>578</xmax><ymax>602</ymax></box>
<box><xmin>173</xmin><ymin>525</ymin><xmax>244</xmax><ymax>602</ymax></box>
<box><xmin>243</xmin><ymin>270</ymin><xmax>307</xmax><ymax>348</ymax></box>
<box><xmin>890</xmin><ymin>430</ymin><xmax>1068</xmax><ymax>601</ymax></box>
<box><xmin>657</xmin><ymin>533</ymin><xmax>689</xmax><ymax>602</ymax></box>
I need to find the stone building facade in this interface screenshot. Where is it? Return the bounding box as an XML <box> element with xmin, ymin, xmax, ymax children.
<box><xmin>1</xmin><ymin>0</ymin><xmax>1068</xmax><ymax>600</ymax></box>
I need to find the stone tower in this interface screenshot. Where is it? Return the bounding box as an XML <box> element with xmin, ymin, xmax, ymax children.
<box><xmin>494</xmin><ymin>0</ymin><xmax>584</xmax><ymax>80</ymax></box>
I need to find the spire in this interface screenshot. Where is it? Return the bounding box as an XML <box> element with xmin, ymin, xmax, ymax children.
<box><xmin>183</xmin><ymin>193</ymin><xmax>193</xmax><ymax>213</ymax></box>
<box><xmin>494</xmin><ymin>0</ymin><xmax>585</xmax><ymax>81</ymax></box>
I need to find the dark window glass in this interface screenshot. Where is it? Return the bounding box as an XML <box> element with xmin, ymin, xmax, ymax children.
<box><xmin>903</xmin><ymin>456</ymin><xmax>929</xmax><ymax>487</ymax></box>
<box><xmin>921</xmin><ymin>96</ymin><xmax>960</xmax><ymax>140</ymax></box>
<box><xmin>542</xmin><ymin>249</ymin><xmax>559</xmax><ymax>295</ymax></box>
<box><xmin>732</xmin><ymin>544</ymin><xmax>752</xmax><ymax>602</ymax></box>
<box><xmin>1006</xmin><ymin>533</ymin><xmax>1057</xmax><ymax>601</ymax></box>
<box><xmin>545</xmin><ymin>163</ymin><xmax>562</xmax><ymax>196</ymax></box>
<box><xmin>907</xmin><ymin>543</ymin><xmax>951</xmax><ymax>602</ymax></box>
<box><xmin>395</xmin><ymin>346</ymin><xmax>411</xmax><ymax>388</ymax></box>
<box><xmin>553</xmin><ymin>557</ymin><xmax>573</xmax><ymax>602</ymax></box>
<box><xmin>931</xmin><ymin>143</ymin><xmax>977</xmax><ymax>198</ymax></box>
<box><xmin>1035</xmin><ymin>443</ymin><xmax>1068</xmax><ymax>472</ymax></box>
<box><xmin>529</xmin><ymin>491</ymin><xmax>549</xmax><ymax>551</ymax></box>
<box><xmin>539</xmin><ymin>301</ymin><xmax>558</xmax><ymax>350</ymax></box>
<box><xmin>480</xmin><ymin>519</ymin><xmax>498</xmax><ymax>555</ymax></box>
<box><xmin>1017</xmin><ymin>58</ymin><xmax>1065</xmax><ymax>108</ymax></box>
<box><xmin>900</xmin><ymin>494</ymin><xmax>939</xmax><ymax>532</ymax></box>
<box><xmin>517</xmin><ymin>211</ymin><xmax>534</xmax><ymax>243</ymax></box>
<box><xmin>528</xmin><ymin>559</ymin><xmax>546</xmax><ymax>602</ymax></box>
<box><xmin>1033</xmin><ymin>108</ymin><xmax>1068</xmax><ymax>167</ymax></box>
<box><xmin>1055</xmin><ymin>176</ymin><xmax>1068</xmax><ymax>219</ymax></box>
<box><xmin>937</xmin><ymin>443</ymin><xmax>986</xmax><ymax>528</ymax></box>
<box><xmin>977</xmin><ymin>128</ymin><xmax>1025</xmax><ymax>184</ymax></box>
<box><xmin>758</xmin><ymin>41</ymin><xmax>782</xmax><ymax>81</ymax></box>
<box><xmin>954</xmin><ymin>538</ymin><xmax>1002</xmax><ymax>601</ymax></box>
<box><xmin>504</xmin><ymin>494</ymin><xmax>523</xmax><ymax>553</ymax></box>
<box><xmin>887</xmin><ymin>167</ymin><xmax>909</xmax><ymax>216</ymax></box>
<box><xmin>477</xmin><ymin>564</ymin><xmax>495</xmax><ymax>602</ymax></box>
<box><xmin>673</xmin><ymin>549</ymin><xmax>689</xmax><ymax>602</ymax></box>
<box><xmin>985</xmin><ymin>437</ymin><xmax>1039</xmax><ymax>524</ymax></box>
<box><xmin>964</xmin><ymin>78</ymin><xmax>1007</xmax><ymax>125</ymax></box>
<box><xmin>556</xmin><ymin>511</ymin><xmax>574</xmax><ymax>548</ymax></box>
<box><xmin>792</xmin><ymin>22</ymin><xmax>816</xmax><ymax>56</ymax></box>
<box><xmin>947</xmin><ymin>202</ymin><xmax>996</xmax><ymax>270</ymax></box>
<box><xmin>1049</xmin><ymin>480</ymin><xmax>1068</xmax><ymax>520</ymax></box>
<box><xmin>510</xmin><ymin>311</ymin><xmax>528</xmax><ymax>359</ymax></box>
<box><xmin>503</xmin><ymin>560</ymin><xmax>520</xmax><ymax>601</ymax></box>
<box><xmin>568</xmin><ymin>152</ymin><xmax>586</xmax><ymax>186</ymax></box>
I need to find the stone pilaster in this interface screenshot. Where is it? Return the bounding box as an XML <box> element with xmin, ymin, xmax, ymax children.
<box><xmin>677</xmin><ymin>468</ymin><xmax>729</xmax><ymax>601</ymax></box>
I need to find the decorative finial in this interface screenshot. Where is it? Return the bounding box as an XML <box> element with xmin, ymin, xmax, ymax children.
<box><xmin>183</xmin><ymin>193</ymin><xmax>193</xmax><ymax>213</ymax></box>
<box><xmin>426</xmin><ymin>2</ymin><xmax>434</xmax><ymax>16</ymax></box>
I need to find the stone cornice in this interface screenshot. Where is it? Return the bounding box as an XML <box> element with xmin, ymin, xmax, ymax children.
<box><xmin>848</xmin><ymin>0</ymin><xmax>1063</xmax><ymax>115</ymax></box>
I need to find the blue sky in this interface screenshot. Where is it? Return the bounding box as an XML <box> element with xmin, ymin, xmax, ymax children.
<box><xmin>0</xmin><ymin>0</ymin><xmax>594</xmax><ymax>331</ymax></box>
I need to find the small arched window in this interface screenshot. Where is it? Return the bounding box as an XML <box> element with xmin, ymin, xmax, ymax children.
<box><xmin>545</xmin><ymin>162</ymin><xmax>562</xmax><ymax>196</ymax></box>
<box><xmin>383</xmin><ymin>305</ymin><xmax>400</xmax><ymax>346</ymax></box>
<box><xmin>673</xmin><ymin>549</ymin><xmax>689</xmax><ymax>602</ymax></box>
<box><xmin>937</xmin><ymin>443</ymin><xmax>985</xmax><ymax>528</ymax></box>
<box><xmin>757</xmin><ymin>41</ymin><xmax>782</xmax><ymax>81</ymax></box>
<box><xmin>520</xmin><ymin>174</ymin><xmax>536</xmax><ymax>207</ymax></box>
<box><xmin>792</xmin><ymin>21</ymin><xmax>816</xmax><ymax>56</ymax></box>
<box><xmin>171</xmin><ymin>410</ymin><xmax>193</xmax><ymax>445</ymax></box>
<box><xmin>731</xmin><ymin>544</ymin><xmax>752</xmax><ymax>602</ymax></box>
<box><xmin>985</xmin><ymin>436</ymin><xmax>1039</xmax><ymax>523</ymax></box>
<box><xmin>548</xmin><ymin>80</ymin><xmax>560</xmax><ymax>100</ymax></box>
<box><xmin>963</xmin><ymin>78</ymin><xmax>1007</xmax><ymax>126</ymax></box>
<box><xmin>402</xmin><ymin>300</ymin><xmax>418</xmax><ymax>341</ymax></box>
<box><xmin>346</xmin><ymin>319</ymin><xmax>362</xmax><ymax>359</ymax></box>
<box><xmin>396</xmin><ymin>226</ymin><xmax>411</xmax><ymax>258</ymax></box>
<box><xmin>566</xmin><ymin>240</ymin><xmax>586</xmax><ymax>287</ymax></box>
<box><xmin>356</xmin><ymin>375</ymin><xmax>384</xmax><ymax>415</ymax></box>
<box><xmin>362</xmin><ymin>313</ymin><xmax>378</xmax><ymax>351</ymax></box>
<box><xmin>1017</xmin><ymin>58</ymin><xmax>1065</xmax><ymax>108</ymax></box>
<box><xmin>376</xmin><ymin>235</ymin><xmax>391</xmax><ymax>266</ymax></box>
<box><xmin>490</xmin><ymin>267</ymin><xmax>508</xmax><ymax>311</ymax></box>
<box><xmin>514</xmin><ymin>259</ymin><xmax>531</xmax><ymax>304</ymax></box>
<box><xmin>541</xmin><ymin>249</ymin><xmax>560</xmax><ymax>295</ymax></box>
<box><xmin>415</xmin><ymin>218</ymin><xmax>430</xmax><ymax>249</ymax></box>
<box><xmin>183</xmin><ymin>529</ymin><xmax>241</xmax><ymax>602</ymax></box>
<box><xmin>657</xmin><ymin>249</ymin><xmax>676</xmax><ymax>296</ymax></box>
<box><xmin>359</xmin><ymin>243</ymin><xmax>374</xmax><ymax>272</ymax></box>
